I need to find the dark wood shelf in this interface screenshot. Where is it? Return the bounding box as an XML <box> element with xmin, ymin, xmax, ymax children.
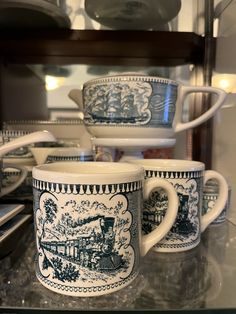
<box><xmin>0</xmin><ymin>29</ymin><xmax>205</xmax><ymax>66</ymax></box>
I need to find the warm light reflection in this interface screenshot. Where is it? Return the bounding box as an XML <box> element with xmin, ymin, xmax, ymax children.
<box><xmin>212</xmin><ymin>73</ymin><xmax>236</xmax><ymax>93</ymax></box>
<box><xmin>45</xmin><ymin>75</ymin><xmax>65</xmax><ymax>91</ymax></box>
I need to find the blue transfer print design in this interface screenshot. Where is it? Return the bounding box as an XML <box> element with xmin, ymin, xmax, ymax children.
<box><xmin>144</xmin><ymin>170</ymin><xmax>203</xmax><ymax>250</ymax></box>
<box><xmin>83</xmin><ymin>80</ymin><xmax>177</xmax><ymax>128</ymax></box>
<box><xmin>33</xmin><ymin>180</ymin><xmax>142</xmax><ymax>294</ymax></box>
<box><xmin>202</xmin><ymin>193</ymin><xmax>227</xmax><ymax>225</ymax></box>
<box><xmin>46</xmin><ymin>155</ymin><xmax>93</xmax><ymax>163</ymax></box>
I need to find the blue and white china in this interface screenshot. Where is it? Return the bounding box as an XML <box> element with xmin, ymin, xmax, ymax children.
<box><xmin>45</xmin><ymin>147</ymin><xmax>94</xmax><ymax>163</ymax></box>
<box><xmin>0</xmin><ymin>131</ymin><xmax>55</xmax><ymax>197</ymax></box>
<box><xmin>0</xmin><ymin>130</ymin><xmax>32</xmax><ymax>158</ymax></box>
<box><xmin>3</xmin><ymin>119</ymin><xmax>92</xmax><ymax>149</ymax></box>
<box><xmin>30</xmin><ymin>146</ymin><xmax>112</xmax><ymax>164</ymax></box>
<box><xmin>129</xmin><ymin>159</ymin><xmax>228</xmax><ymax>252</ymax></box>
<box><xmin>32</xmin><ymin>162</ymin><xmax>178</xmax><ymax>296</ymax></box>
<box><xmin>202</xmin><ymin>180</ymin><xmax>231</xmax><ymax>225</ymax></box>
<box><xmin>68</xmin><ymin>74</ymin><xmax>226</xmax><ymax>139</ymax></box>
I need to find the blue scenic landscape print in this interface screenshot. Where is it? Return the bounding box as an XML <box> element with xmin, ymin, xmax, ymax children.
<box><xmin>83</xmin><ymin>80</ymin><xmax>177</xmax><ymax>128</ymax></box>
<box><xmin>34</xmin><ymin>189</ymin><xmax>138</xmax><ymax>293</ymax></box>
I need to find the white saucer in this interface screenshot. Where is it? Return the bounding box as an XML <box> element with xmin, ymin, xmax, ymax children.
<box><xmin>92</xmin><ymin>138</ymin><xmax>176</xmax><ymax>150</ymax></box>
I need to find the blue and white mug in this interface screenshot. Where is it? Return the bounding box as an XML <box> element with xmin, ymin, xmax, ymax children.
<box><xmin>68</xmin><ymin>74</ymin><xmax>226</xmax><ymax>139</ymax></box>
<box><xmin>32</xmin><ymin>162</ymin><xmax>178</xmax><ymax>297</ymax></box>
<box><xmin>129</xmin><ymin>159</ymin><xmax>228</xmax><ymax>252</ymax></box>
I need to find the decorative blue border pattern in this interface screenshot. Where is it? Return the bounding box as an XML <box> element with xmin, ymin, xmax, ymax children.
<box><xmin>46</xmin><ymin>155</ymin><xmax>94</xmax><ymax>162</ymax></box>
<box><xmin>85</xmin><ymin>76</ymin><xmax>178</xmax><ymax>87</ymax></box>
<box><xmin>155</xmin><ymin>236</ymin><xmax>200</xmax><ymax>250</ymax></box>
<box><xmin>203</xmin><ymin>194</ymin><xmax>218</xmax><ymax>200</ymax></box>
<box><xmin>145</xmin><ymin>170</ymin><xmax>203</xmax><ymax>179</ymax></box>
<box><xmin>33</xmin><ymin>179</ymin><xmax>143</xmax><ymax>195</ymax></box>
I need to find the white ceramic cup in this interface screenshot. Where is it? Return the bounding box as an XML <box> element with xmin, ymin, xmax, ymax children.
<box><xmin>129</xmin><ymin>159</ymin><xmax>228</xmax><ymax>252</ymax></box>
<box><xmin>32</xmin><ymin>162</ymin><xmax>179</xmax><ymax>297</ymax></box>
<box><xmin>68</xmin><ymin>74</ymin><xmax>226</xmax><ymax>139</ymax></box>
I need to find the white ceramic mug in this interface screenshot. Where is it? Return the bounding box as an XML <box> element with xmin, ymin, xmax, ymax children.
<box><xmin>68</xmin><ymin>74</ymin><xmax>226</xmax><ymax>139</ymax></box>
<box><xmin>32</xmin><ymin>162</ymin><xmax>179</xmax><ymax>297</ymax></box>
<box><xmin>129</xmin><ymin>159</ymin><xmax>228</xmax><ymax>252</ymax></box>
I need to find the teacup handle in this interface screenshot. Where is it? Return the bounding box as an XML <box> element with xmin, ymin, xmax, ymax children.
<box><xmin>0</xmin><ymin>163</ymin><xmax>28</xmax><ymax>197</ymax></box>
<box><xmin>173</xmin><ymin>86</ymin><xmax>226</xmax><ymax>133</ymax></box>
<box><xmin>141</xmin><ymin>177</ymin><xmax>179</xmax><ymax>257</ymax></box>
<box><xmin>201</xmin><ymin>170</ymin><xmax>228</xmax><ymax>232</ymax></box>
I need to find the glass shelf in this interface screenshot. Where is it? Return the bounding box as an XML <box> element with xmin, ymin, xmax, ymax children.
<box><xmin>0</xmin><ymin>219</ymin><xmax>236</xmax><ymax>313</ymax></box>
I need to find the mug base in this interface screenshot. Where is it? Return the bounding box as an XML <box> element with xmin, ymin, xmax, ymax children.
<box><xmin>151</xmin><ymin>240</ymin><xmax>200</xmax><ymax>253</ymax></box>
<box><xmin>36</xmin><ymin>268</ymin><xmax>139</xmax><ymax>297</ymax></box>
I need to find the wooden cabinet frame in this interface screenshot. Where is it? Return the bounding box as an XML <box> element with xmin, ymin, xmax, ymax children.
<box><xmin>0</xmin><ymin>0</ymin><xmax>215</xmax><ymax>168</ymax></box>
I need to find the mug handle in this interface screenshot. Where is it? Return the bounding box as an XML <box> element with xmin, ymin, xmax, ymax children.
<box><xmin>0</xmin><ymin>163</ymin><xmax>28</xmax><ymax>197</ymax></box>
<box><xmin>201</xmin><ymin>170</ymin><xmax>228</xmax><ymax>232</ymax></box>
<box><xmin>140</xmin><ymin>177</ymin><xmax>179</xmax><ymax>257</ymax></box>
<box><xmin>173</xmin><ymin>86</ymin><xmax>226</xmax><ymax>133</ymax></box>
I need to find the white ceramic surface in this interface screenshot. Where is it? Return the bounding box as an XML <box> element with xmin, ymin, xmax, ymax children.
<box><xmin>68</xmin><ymin>74</ymin><xmax>226</xmax><ymax>139</ymax></box>
<box><xmin>33</xmin><ymin>161</ymin><xmax>178</xmax><ymax>296</ymax></box>
<box><xmin>129</xmin><ymin>159</ymin><xmax>228</xmax><ymax>252</ymax></box>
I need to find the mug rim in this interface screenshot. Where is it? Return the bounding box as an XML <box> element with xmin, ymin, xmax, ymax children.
<box><xmin>33</xmin><ymin>161</ymin><xmax>144</xmax><ymax>184</ymax></box>
<box><xmin>84</xmin><ymin>74</ymin><xmax>179</xmax><ymax>87</ymax></box>
<box><xmin>129</xmin><ymin>159</ymin><xmax>205</xmax><ymax>172</ymax></box>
